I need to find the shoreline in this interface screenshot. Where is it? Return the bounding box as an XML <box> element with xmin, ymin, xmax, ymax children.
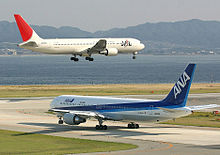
<box><xmin>0</xmin><ymin>83</ymin><xmax>219</xmax><ymax>98</ymax></box>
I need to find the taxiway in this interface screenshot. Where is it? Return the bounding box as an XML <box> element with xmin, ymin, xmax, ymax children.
<box><xmin>0</xmin><ymin>94</ymin><xmax>220</xmax><ymax>155</ymax></box>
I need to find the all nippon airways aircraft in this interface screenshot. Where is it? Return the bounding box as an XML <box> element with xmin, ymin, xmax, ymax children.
<box><xmin>14</xmin><ymin>14</ymin><xmax>145</xmax><ymax>61</ymax></box>
<box><xmin>50</xmin><ymin>64</ymin><xmax>219</xmax><ymax>130</ymax></box>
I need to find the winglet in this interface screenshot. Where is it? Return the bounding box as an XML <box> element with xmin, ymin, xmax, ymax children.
<box><xmin>14</xmin><ymin>14</ymin><xmax>33</xmax><ymax>42</ymax></box>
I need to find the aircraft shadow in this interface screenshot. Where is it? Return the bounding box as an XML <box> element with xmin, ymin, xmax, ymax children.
<box><xmin>16</xmin><ymin>122</ymin><xmax>180</xmax><ymax>138</ymax></box>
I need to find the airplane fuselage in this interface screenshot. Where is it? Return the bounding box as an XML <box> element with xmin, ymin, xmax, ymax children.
<box><xmin>22</xmin><ymin>38</ymin><xmax>145</xmax><ymax>56</ymax></box>
<box><xmin>51</xmin><ymin>95</ymin><xmax>192</xmax><ymax>123</ymax></box>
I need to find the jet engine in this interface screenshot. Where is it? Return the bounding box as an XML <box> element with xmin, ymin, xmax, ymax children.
<box><xmin>63</xmin><ymin>113</ymin><xmax>86</xmax><ymax>125</ymax></box>
<box><xmin>99</xmin><ymin>48</ymin><xmax>118</xmax><ymax>56</ymax></box>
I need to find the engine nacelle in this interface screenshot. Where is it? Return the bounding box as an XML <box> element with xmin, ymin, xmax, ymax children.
<box><xmin>63</xmin><ymin>113</ymin><xmax>86</xmax><ymax>125</ymax></box>
<box><xmin>99</xmin><ymin>48</ymin><xmax>118</xmax><ymax>56</ymax></box>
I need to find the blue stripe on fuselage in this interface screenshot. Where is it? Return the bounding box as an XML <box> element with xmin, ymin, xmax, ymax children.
<box><xmin>53</xmin><ymin>100</ymin><xmax>182</xmax><ymax>113</ymax></box>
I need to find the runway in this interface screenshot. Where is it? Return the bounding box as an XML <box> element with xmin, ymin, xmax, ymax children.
<box><xmin>0</xmin><ymin>94</ymin><xmax>220</xmax><ymax>155</ymax></box>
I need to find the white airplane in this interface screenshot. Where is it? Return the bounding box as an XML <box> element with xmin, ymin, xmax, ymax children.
<box><xmin>50</xmin><ymin>64</ymin><xmax>220</xmax><ymax>130</ymax></box>
<box><xmin>14</xmin><ymin>14</ymin><xmax>145</xmax><ymax>61</ymax></box>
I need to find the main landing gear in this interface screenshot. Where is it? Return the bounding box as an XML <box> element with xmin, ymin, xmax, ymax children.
<box><xmin>85</xmin><ymin>57</ymin><xmax>94</xmax><ymax>61</ymax></box>
<box><xmin>127</xmin><ymin>122</ymin><xmax>139</xmax><ymax>129</ymax></box>
<box><xmin>70</xmin><ymin>56</ymin><xmax>79</xmax><ymax>62</ymax></box>
<box><xmin>95</xmin><ymin>119</ymin><xmax>107</xmax><ymax>130</ymax></box>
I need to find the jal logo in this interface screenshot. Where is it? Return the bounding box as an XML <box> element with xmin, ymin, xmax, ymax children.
<box><xmin>121</xmin><ymin>40</ymin><xmax>132</xmax><ymax>47</ymax></box>
<box><xmin>65</xmin><ymin>98</ymin><xmax>74</xmax><ymax>103</ymax></box>
<box><xmin>174</xmin><ymin>72</ymin><xmax>190</xmax><ymax>99</ymax></box>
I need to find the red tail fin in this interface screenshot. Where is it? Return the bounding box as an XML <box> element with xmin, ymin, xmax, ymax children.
<box><xmin>14</xmin><ymin>14</ymin><xmax>33</xmax><ymax>42</ymax></box>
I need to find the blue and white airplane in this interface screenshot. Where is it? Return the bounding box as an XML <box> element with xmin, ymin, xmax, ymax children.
<box><xmin>50</xmin><ymin>64</ymin><xmax>219</xmax><ymax>130</ymax></box>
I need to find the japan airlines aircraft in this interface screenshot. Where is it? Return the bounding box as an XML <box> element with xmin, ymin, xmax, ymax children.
<box><xmin>50</xmin><ymin>64</ymin><xmax>220</xmax><ymax>130</ymax></box>
<box><xmin>14</xmin><ymin>14</ymin><xmax>145</xmax><ymax>61</ymax></box>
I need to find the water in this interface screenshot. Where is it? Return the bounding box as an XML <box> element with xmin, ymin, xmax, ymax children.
<box><xmin>0</xmin><ymin>55</ymin><xmax>219</xmax><ymax>85</ymax></box>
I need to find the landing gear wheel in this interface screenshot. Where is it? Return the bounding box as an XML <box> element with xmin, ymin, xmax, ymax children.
<box><xmin>103</xmin><ymin>125</ymin><xmax>107</xmax><ymax>130</ymax></box>
<box><xmin>135</xmin><ymin>124</ymin><xmax>139</xmax><ymax>128</ymax></box>
<box><xmin>95</xmin><ymin>125</ymin><xmax>107</xmax><ymax>130</ymax></box>
<box><xmin>89</xmin><ymin>57</ymin><xmax>94</xmax><ymax>61</ymax></box>
<box><xmin>70</xmin><ymin>57</ymin><xmax>79</xmax><ymax>61</ymax></box>
<box><xmin>132</xmin><ymin>55</ymin><xmax>136</xmax><ymax>59</ymax></box>
<box><xmin>128</xmin><ymin>122</ymin><xmax>139</xmax><ymax>129</ymax></box>
<box><xmin>95</xmin><ymin>119</ymin><xmax>107</xmax><ymax>130</ymax></box>
<box><xmin>96</xmin><ymin>125</ymin><xmax>100</xmax><ymax>130</ymax></box>
<box><xmin>85</xmin><ymin>57</ymin><xmax>94</xmax><ymax>61</ymax></box>
<box><xmin>58</xmin><ymin>119</ymin><xmax>63</xmax><ymax>124</ymax></box>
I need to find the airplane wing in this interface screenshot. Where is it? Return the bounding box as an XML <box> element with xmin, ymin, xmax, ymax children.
<box><xmin>185</xmin><ymin>104</ymin><xmax>220</xmax><ymax>111</ymax></box>
<box><xmin>49</xmin><ymin>108</ymin><xmax>106</xmax><ymax>119</ymax></box>
<box><xmin>80</xmin><ymin>39</ymin><xmax>107</xmax><ymax>56</ymax></box>
<box><xmin>90</xmin><ymin>39</ymin><xmax>106</xmax><ymax>53</ymax></box>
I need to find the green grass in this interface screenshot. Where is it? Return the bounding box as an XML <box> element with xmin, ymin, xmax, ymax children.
<box><xmin>0</xmin><ymin>129</ymin><xmax>137</xmax><ymax>155</ymax></box>
<box><xmin>162</xmin><ymin>112</ymin><xmax>220</xmax><ymax>128</ymax></box>
<box><xmin>0</xmin><ymin>83</ymin><xmax>220</xmax><ymax>98</ymax></box>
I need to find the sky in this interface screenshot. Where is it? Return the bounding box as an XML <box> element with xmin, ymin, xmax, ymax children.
<box><xmin>0</xmin><ymin>0</ymin><xmax>220</xmax><ymax>32</ymax></box>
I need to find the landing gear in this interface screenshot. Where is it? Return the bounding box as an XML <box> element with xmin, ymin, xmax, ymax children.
<box><xmin>58</xmin><ymin>118</ymin><xmax>63</xmax><ymax>124</ymax></box>
<box><xmin>85</xmin><ymin>57</ymin><xmax>94</xmax><ymax>61</ymax></box>
<box><xmin>128</xmin><ymin>122</ymin><xmax>139</xmax><ymax>129</ymax></box>
<box><xmin>132</xmin><ymin>52</ymin><xmax>138</xmax><ymax>59</ymax></box>
<box><xmin>70</xmin><ymin>56</ymin><xmax>79</xmax><ymax>61</ymax></box>
<box><xmin>95</xmin><ymin>119</ymin><xmax>107</xmax><ymax>130</ymax></box>
<box><xmin>95</xmin><ymin>125</ymin><xmax>107</xmax><ymax>130</ymax></box>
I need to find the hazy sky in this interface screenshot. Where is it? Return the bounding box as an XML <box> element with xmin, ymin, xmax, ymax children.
<box><xmin>0</xmin><ymin>0</ymin><xmax>220</xmax><ymax>32</ymax></box>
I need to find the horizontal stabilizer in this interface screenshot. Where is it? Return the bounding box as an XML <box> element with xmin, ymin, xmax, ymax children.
<box><xmin>18</xmin><ymin>41</ymin><xmax>38</xmax><ymax>47</ymax></box>
<box><xmin>186</xmin><ymin>104</ymin><xmax>220</xmax><ymax>111</ymax></box>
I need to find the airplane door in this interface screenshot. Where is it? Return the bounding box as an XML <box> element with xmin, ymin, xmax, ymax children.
<box><xmin>149</xmin><ymin>105</ymin><xmax>154</xmax><ymax>115</ymax></box>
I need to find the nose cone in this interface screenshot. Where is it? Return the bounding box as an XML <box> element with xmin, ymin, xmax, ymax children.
<box><xmin>139</xmin><ymin>43</ymin><xmax>145</xmax><ymax>50</ymax></box>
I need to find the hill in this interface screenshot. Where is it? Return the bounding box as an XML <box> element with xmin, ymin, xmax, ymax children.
<box><xmin>1</xmin><ymin>19</ymin><xmax>220</xmax><ymax>54</ymax></box>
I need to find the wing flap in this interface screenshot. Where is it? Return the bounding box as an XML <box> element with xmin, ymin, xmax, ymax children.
<box><xmin>50</xmin><ymin>108</ymin><xmax>105</xmax><ymax>119</ymax></box>
<box><xmin>80</xmin><ymin>39</ymin><xmax>107</xmax><ymax>56</ymax></box>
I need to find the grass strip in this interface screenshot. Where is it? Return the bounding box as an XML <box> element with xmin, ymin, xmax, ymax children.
<box><xmin>0</xmin><ymin>129</ymin><xmax>136</xmax><ymax>155</ymax></box>
<box><xmin>0</xmin><ymin>83</ymin><xmax>219</xmax><ymax>98</ymax></box>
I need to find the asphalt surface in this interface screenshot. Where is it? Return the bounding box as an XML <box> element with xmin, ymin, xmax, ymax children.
<box><xmin>0</xmin><ymin>93</ymin><xmax>220</xmax><ymax>155</ymax></box>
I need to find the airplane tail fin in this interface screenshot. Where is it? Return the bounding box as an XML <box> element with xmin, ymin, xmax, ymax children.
<box><xmin>14</xmin><ymin>14</ymin><xmax>42</xmax><ymax>42</ymax></box>
<box><xmin>161</xmin><ymin>64</ymin><xmax>196</xmax><ymax>108</ymax></box>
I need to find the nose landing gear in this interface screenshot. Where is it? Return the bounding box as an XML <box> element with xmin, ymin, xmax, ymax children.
<box><xmin>132</xmin><ymin>52</ymin><xmax>138</xmax><ymax>59</ymax></box>
<box><xmin>58</xmin><ymin>117</ymin><xmax>63</xmax><ymax>124</ymax></box>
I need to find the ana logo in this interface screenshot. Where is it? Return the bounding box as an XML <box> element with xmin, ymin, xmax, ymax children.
<box><xmin>121</xmin><ymin>40</ymin><xmax>132</xmax><ymax>47</ymax></box>
<box><xmin>174</xmin><ymin>72</ymin><xmax>190</xmax><ymax>99</ymax></box>
<box><xmin>65</xmin><ymin>98</ymin><xmax>74</xmax><ymax>103</ymax></box>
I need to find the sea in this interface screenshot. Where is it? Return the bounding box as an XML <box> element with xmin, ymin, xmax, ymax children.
<box><xmin>0</xmin><ymin>54</ymin><xmax>219</xmax><ymax>85</ymax></box>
